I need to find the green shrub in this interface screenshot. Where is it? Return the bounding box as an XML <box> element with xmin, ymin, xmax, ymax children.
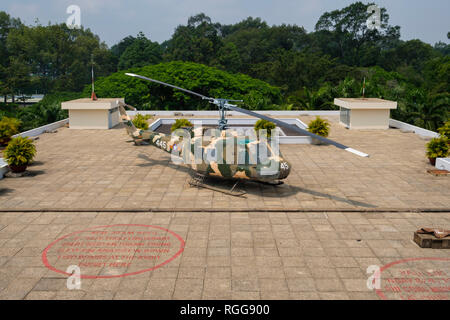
<box><xmin>4</xmin><ymin>136</ymin><xmax>36</xmax><ymax>166</ymax></box>
<box><xmin>132</xmin><ymin>114</ymin><xmax>149</xmax><ymax>130</ymax></box>
<box><xmin>438</xmin><ymin>121</ymin><xmax>450</xmax><ymax>139</ymax></box>
<box><xmin>426</xmin><ymin>137</ymin><xmax>449</xmax><ymax>159</ymax></box>
<box><xmin>254</xmin><ymin>119</ymin><xmax>276</xmax><ymax>138</ymax></box>
<box><xmin>171</xmin><ymin>119</ymin><xmax>193</xmax><ymax>132</ymax></box>
<box><xmin>307</xmin><ymin>116</ymin><xmax>330</xmax><ymax>137</ymax></box>
<box><xmin>84</xmin><ymin>61</ymin><xmax>282</xmax><ymax>110</ymax></box>
<box><xmin>0</xmin><ymin>117</ymin><xmax>21</xmax><ymax>145</ymax></box>
<box><xmin>4</xmin><ymin>92</ymin><xmax>82</xmax><ymax>132</ymax></box>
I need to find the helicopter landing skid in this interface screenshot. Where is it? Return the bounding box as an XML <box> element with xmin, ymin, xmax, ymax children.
<box><xmin>188</xmin><ymin>173</ymin><xmax>246</xmax><ymax>197</ymax></box>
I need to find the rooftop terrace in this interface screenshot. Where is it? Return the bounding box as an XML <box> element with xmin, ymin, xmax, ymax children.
<box><xmin>0</xmin><ymin>114</ymin><xmax>448</xmax><ymax>211</ymax></box>
<box><xmin>0</xmin><ymin>114</ymin><xmax>448</xmax><ymax>301</ymax></box>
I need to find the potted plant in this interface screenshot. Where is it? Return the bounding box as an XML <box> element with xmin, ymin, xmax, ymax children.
<box><xmin>307</xmin><ymin>116</ymin><xmax>330</xmax><ymax>145</ymax></box>
<box><xmin>426</xmin><ymin>137</ymin><xmax>449</xmax><ymax>166</ymax></box>
<box><xmin>254</xmin><ymin>119</ymin><xmax>276</xmax><ymax>138</ymax></box>
<box><xmin>0</xmin><ymin>117</ymin><xmax>21</xmax><ymax>146</ymax></box>
<box><xmin>132</xmin><ymin>114</ymin><xmax>150</xmax><ymax>130</ymax></box>
<box><xmin>4</xmin><ymin>136</ymin><xmax>36</xmax><ymax>173</ymax></box>
<box><xmin>171</xmin><ymin>119</ymin><xmax>193</xmax><ymax>132</ymax></box>
<box><xmin>438</xmin><ymin>121</ymin><xmax>450</xmax><ymax>143</ymax></box>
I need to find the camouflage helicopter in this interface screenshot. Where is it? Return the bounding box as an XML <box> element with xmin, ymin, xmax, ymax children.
<box><xmin>118</xmin><ymin>73</ymin><xmax>369</xmax><ymax>196</ymax></box>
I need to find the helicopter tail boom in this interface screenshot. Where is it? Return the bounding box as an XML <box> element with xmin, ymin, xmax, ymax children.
<box><xmin>117</xmin><ymin>101</ymin><xmax>184</xmax><ymax>153</ymax></box>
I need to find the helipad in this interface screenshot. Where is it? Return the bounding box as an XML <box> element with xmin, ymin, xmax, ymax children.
<box><xmin>0</xmin><ymin>114</ymin><xmax>448</xmax><ymax>300</ymax></box>
<box><xmin>0</xmin><ymin>114</ymin><xmax>448</xmax><ymax>211</ymax></box>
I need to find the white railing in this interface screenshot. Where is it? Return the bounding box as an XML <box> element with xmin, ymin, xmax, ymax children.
<box><xmin>13</xmin><ymin>118</ymin><xmax>69</xmax><ymax>138</ymax></box>
<box><xmin>7</xmin><ymin>112</ymin><xmax>441</xmax><ymax>141</ymax></box>
<box><xmin>389</xmin><ymin>119</ymin><xmax>440</xmax><ymax>138</ymax></box>
<box><xmin>127</xmin><ymin>110</ymin><xmax>340</xmax><ymax>117</ymax></box>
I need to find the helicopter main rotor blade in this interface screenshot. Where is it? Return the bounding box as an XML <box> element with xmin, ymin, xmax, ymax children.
<box><xmin>126</xmin><ymin>73</ymin><xmax>213</xmax><ymax>101</ymax></box>
<box><xmin>224</xmin><ymin>103</ymin><xmax>369</xmax><ymax>158</ymax></box>
<box><xmin>125</xmin><ymin>73</ymin><xmax>368</xmax><ymax>157</ymax></box>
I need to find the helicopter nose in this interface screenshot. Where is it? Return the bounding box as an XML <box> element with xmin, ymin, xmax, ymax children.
<box><xmin>278</xmin><ymin>160</ymin><xmax>291</xmax><ymax>179</ymax></box>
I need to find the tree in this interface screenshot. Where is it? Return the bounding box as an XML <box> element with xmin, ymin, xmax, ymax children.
<box><xmin>0</xmin><ymin>56</ymin><xmax>31</xmax><ymax>103</ymax></box>
<box><xmin>434</xmin><ymin>41</ymin><xmax>450</xmax><ymax>56</ymax></box>
<box><xmin>251</xmin><ymin>50</ymin><xmax>335</xmax><ymax>92</ymax></box>
<box><xmin>223</xmin><ymin>21</ymin><xmax>308</xmax><ymax>75</ymax></box>
<box><xmin>164</xmin><ymin>13</ymin><xmax>223</xmax><ymax>65</ymax></box>
<box><xmin>0</xmin><ymin>11</ymin><xmax>22</xmax><ymax>67</ymax></box>
<box><xmin>423</xmin><ymin>56</ymin><xmax>450</xmax><ymax>94</ymax></box>
<box><xmin>397</xmin><ymin>90</ymin><xmax>449</xmax><ymax>131</ymax></box>
<box><xmin>217</xmin><ymin>42</ymin><xmax>242</xmax><ymax>73</ymax></box>
<box><xmin>111</xmin><ymin>35</ymin><xmax>136</xmax><ymax>57</ymax></box>
<box><xmin>118</xmin><ymin>32</ymin><xmax>162</xmax><ymax>70</ymax></box>
<box><xmin>380</xmin><ymin>40</ymin><xmax>436</xmax><ymax>73</ymax></box>
<box><xmin>6</xmin><ymin>23</ymin><xmax>116</xmax><ymax>92</ymax></box>
<box><xmin>220</xmin><ymin>17</ymin><xmax>268</xmax><ymax>37</ymax></box>
<box><xmin>0</xmin><ymin>11</ymin><xmax>22</xmax><ymax>102</ymax></box>
<box><xmin>288</xmin><ymin>86</ymin><xmax>335</xmax><ymax>110</ymax></box>
<box><xmin>86</xmin><ymin>61</ymin><xmax>282</xmax><ymax>110</ymax></box>
<box><xmin>314</xmin><ymin>2</ymin><xmax>400</xmax><ymax>66</ymax></box>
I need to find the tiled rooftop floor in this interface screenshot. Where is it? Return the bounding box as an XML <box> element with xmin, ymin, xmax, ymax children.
<box><xmin>0</xmin><ymin>115</ymin><xmax>448</xmax><ymax>211</ymax></box>
<box><xmin>0</xmin><ymin>116</ymin><xmax>448</xmax><ymax>300</ymax></box>
<box><xmin>0</xmin><ymin>210</ymin><xmax>448</xmax><ymax>300</ymax></box>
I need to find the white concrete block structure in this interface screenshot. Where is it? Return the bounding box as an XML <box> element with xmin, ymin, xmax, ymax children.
<box><xmin>334</xmin><ymin>98</ymin><xmax>397</xmax><ymax>129</ymax></box>
<box><xmin>61</xmin><ymin>98</ymin><xmax>124</xmax><ymax>129</ymax></box>
<box><xmin>436</xmin><ymin>158</ymin><xmax>450</xmax><ymax>171</ymax></box>
<box><xmin>0</xmin><ymin>158</ymin><xmax>8</xmax><ymax>180</ymax></box>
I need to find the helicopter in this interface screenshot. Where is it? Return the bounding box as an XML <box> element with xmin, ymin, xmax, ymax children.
<box><xmin>118</xmin><ymin>73</ymin><xmax>369</xmax><ymax>196</ymax></box>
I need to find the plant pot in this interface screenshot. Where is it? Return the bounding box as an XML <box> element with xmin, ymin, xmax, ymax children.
<box><xmin>311</xmin><ymin>137</ymin><xmax>327</xmax><ymax>145</ymax></box>
<box><xmin>9</xmin><ymin>164</ymin><xmax>27</xmax><ymax>173</ymax></box>
<box><xmin>0</xmin><ymin>138</ymin><xmax>10</xmax><ymax>146</ymax></box>
<box><xmin>428</xmin><ymin>158</ymin><xmax>436</xmax><ymax>166</ymax></box>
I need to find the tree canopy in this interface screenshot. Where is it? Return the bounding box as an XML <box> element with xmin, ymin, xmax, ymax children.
<box><xmin>85</xmin><ymin>61</ymin><xmax>282</xmax><ymax>110</ymax></box>
<box><xmin>0</xmin><ymin>1</ymin><xmax>448</xmax><ymax>131</ymax></box>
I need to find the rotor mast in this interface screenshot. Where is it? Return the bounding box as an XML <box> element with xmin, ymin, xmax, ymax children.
<box><xmin>212</xmin><ymin>98</ymin><xmax>243</xmax><ymax>130</ymax></box>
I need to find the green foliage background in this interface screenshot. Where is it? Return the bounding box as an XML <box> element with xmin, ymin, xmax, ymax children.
<box><xmin>0</xmin><ymin>92</ymin><xmax>83</xmax><ymax>131</ymax></box>
<box><xmin>84</xmin><ymin>61</ymin><xmax>282</xmax><ymax>110</ymax></box>
<box><xmin>0</xmin><ymin>1</ymin><xmax>448</xmax><ymax>132</ymax></box>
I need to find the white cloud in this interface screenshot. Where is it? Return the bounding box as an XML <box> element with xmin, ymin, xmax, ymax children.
<box><xmin>8</xmin><ymin>3</ymin><xmax>40</xmax><ymax>22</ymax></box>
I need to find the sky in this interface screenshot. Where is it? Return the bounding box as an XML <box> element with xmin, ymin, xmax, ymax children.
<box><xmin>1</xmin><ymin>0</ymin><xmax>449</xmax><ymax>47</ymax></box>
